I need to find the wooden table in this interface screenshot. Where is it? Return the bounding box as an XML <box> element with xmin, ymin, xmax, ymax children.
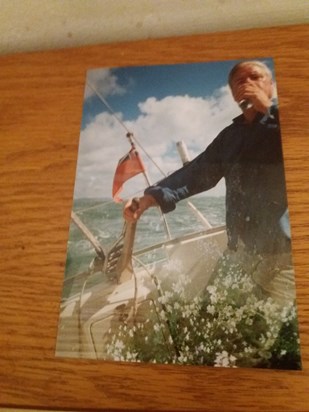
<box><xmin>0</xmin><ymin>24</ymin><xmax>308</xmax><ymax>412</ymax></box>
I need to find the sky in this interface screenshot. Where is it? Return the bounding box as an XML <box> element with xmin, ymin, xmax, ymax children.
<box><xmin>73</xmin><ymin>58</ymin><xmax>275</xmax><ymax>199</ymax></box>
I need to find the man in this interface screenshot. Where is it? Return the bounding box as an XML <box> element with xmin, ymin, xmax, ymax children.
<box><xmin>124</xmin><ymin>60</ymin><xmax>295</xmax><ymax>304</ymax></box>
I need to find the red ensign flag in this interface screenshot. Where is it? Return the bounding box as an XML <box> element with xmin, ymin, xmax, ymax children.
<box><xmin>112</xmin><ymin>148</ymin><xmax>146</xmax><ymax>202</ymax></box>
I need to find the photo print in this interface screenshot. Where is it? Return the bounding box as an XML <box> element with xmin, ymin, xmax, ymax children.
<box><xmin>56</xmin><ymin>58</ymin><xmax>302</xmax><ymax>369</ymax></box>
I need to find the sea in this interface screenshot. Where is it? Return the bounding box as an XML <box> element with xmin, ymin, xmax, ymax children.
<box><xmin>64</xmin><ymin>196</ymin><xmax>225</xmax><ymax>282</ymax></box>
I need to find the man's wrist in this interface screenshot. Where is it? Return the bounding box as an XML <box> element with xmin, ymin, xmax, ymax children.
<box><xmin>257</xmin><ymin>97</ymin><xmax>273</xmax><ymax>115</ymax></box>
<box><xmin>140</xmin><ymin>194</ymin><xmax>157</xmax><ymax>211</ymax></box>
<box><xmin>260</xmin><ymin>102</ymin><xmax>277</xmax><ymax>124</ymax></box>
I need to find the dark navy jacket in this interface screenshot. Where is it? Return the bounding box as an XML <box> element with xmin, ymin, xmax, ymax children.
<box><xmin>145</xmin><ymin>105</ymin><xmax>290</xmax><ymax>254</ymax></box>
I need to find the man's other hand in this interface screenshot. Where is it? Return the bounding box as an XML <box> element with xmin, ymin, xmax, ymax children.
<box><xmin>123</xmin><ymin>194</ymin><xmax>157</xmax><ymax>223</ymax></box>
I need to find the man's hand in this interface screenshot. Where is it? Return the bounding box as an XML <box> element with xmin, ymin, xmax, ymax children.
<box><xmin>123</xmin><ymin>194</ymin><xmax>157</xmax><ymax>223</ymax></box>
<box><xmin>234</xmin><ymin>80</ymin><xmax>272</xmax><ymax>114</ymax></box>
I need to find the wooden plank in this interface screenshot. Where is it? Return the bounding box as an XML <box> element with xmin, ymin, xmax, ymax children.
<box><xmin>0</xmin><ymin>24</ymin><xmax>308</xmax><ymax>411</ymax></box>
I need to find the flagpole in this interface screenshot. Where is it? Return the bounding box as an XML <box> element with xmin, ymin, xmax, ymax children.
<box><xmin>126</xmin><ymin>133</ymin><xmax>172</xmax><ymax>240</ymax></box>
<box><xmin>86</xmin><ymin>81</ymin><xmax>171</xmax><ymax>240</ymax></box>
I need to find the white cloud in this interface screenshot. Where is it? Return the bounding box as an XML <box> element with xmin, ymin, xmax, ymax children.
<box><xmin>84</xmin><ymin>68</ymin><xmax>126</xmax><ymax>99</ymax></box>
<box><xmin>73</xmin><ymin>85</ymin><xmax>241</xmax><ymax>199</ymax></box>
<box><xmin>131</xmin><ymin>85</ymin><xmax>238</xmax><ymax>158</ymax></box>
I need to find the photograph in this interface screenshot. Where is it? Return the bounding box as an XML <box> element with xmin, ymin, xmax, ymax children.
<box><xmin>56</xmin><ymin>58</ymin><xmax>302</xmax><ymax>369</ymax></box>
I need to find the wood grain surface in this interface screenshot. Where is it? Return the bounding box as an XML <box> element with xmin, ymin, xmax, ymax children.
<box><xmin>0</xmin><ymin>25</ymin><xmax>308</xmax><ymax>412</ymax></box>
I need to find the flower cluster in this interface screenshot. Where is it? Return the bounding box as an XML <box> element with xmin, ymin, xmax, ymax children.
<box><xmin>104</xmin><ymin>260</ymin><xmax>301</xmax><ymax>369</ymax></box>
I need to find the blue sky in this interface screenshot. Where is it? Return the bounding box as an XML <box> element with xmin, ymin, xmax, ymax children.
<box><xmin>74</xmin><ymin>58</ymin><xmax>275</xmax><ymax>199</ymax></box>
<box><xmin>82</xmin><ymin>58</ymin><xmax>275</xmax><ymax>127</ymax></box>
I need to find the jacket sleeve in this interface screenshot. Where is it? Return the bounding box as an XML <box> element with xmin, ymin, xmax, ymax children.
<box><xmin>144</xmin><ymin>135</ymin><xmax>224</xmax><ymax>213</ymax></box>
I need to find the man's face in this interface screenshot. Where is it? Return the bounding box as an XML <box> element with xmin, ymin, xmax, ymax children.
<box><xmin>230</xmin><ymin>64</ymin><xmax>273</xmax><ymax>104</ymax></box>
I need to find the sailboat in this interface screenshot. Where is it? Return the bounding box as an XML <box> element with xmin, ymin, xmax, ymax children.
<box><xmin>56</xmin><ymin>145</ymin><xmax>226</xmax><ymax>360</ymax></box>
<box><xmin>56</xmin><ymin>86</ymin><xmax>227</xmax><ymax>361</ymax></box>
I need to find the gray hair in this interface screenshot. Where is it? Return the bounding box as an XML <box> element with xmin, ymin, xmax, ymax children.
<box><xmin>228</xmin><ymin>61</ymin><xmax>273</xmax><ymax>87</ymax></box>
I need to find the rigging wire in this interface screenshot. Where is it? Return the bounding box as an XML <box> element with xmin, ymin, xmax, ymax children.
<box><xmin>86</xmin><ymin>80</ymin><xmax>172</xmax><ymax>239</ymax></box>
<box><xmin>86</xmin><ymin>80</ymin><xmax>167</xmax><ymax>177</ymax></box>
<box><xmin>86</xmin><ymin>80</ymin><xmax>131</xmax><ymax>134</ymax></box>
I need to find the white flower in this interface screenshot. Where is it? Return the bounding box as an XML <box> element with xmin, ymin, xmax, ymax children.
<box><xmin>229</xmin><ymin>355</ymin><xmax>237</xmax><ymax>363</ymax></box>
<box><xmin>158</xmin><ymin>295</ymin><xmax>167</xmax><ymax>305</ymax></box>
<box><xmin>206</xmin><ymin>285</ymin><xmax>216</xmax><ymax>295</ymax></box>
<box><xmin>153</xmin><ymin>323</ymin><xmax>160</xmax><ymax>332</ymax></box>
<box><xmin>114</xmin><ymin>339</ymin><xmax>125</xmax><ymax>350</ymax></box>
<box><xmin>207</xmin><ymin>305</ymin><xmax>215</xmax><ymax>315</ymax></box>
<box><xmin>214</xmin><ymin>351</ymin><xmax>237</xmax><ymax>368</ymax></box>
<box><xmin>159</xmin><ymin>310</ymin><xmax>167</xmax><ymax>320</ymax></box>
